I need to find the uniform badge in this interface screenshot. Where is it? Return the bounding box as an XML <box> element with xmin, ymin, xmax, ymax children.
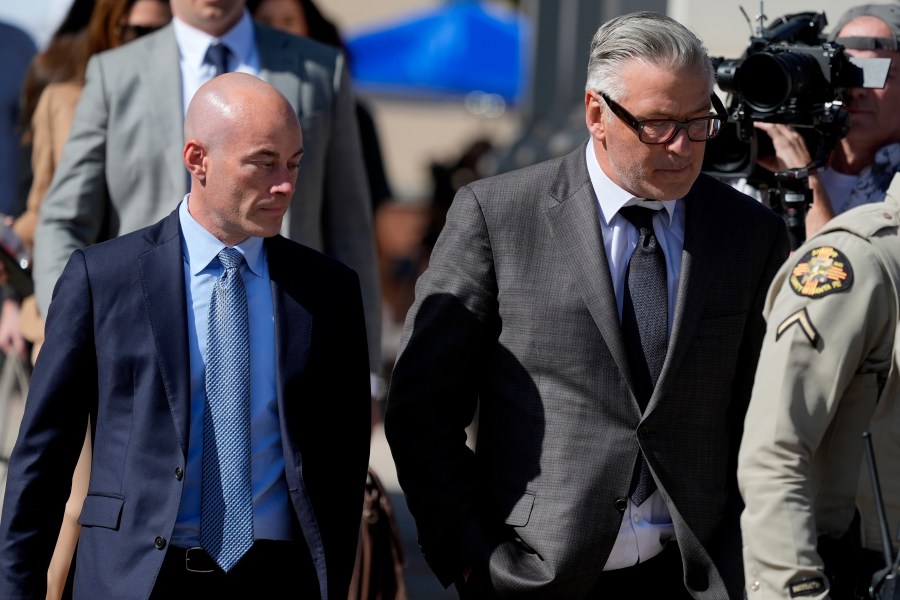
<box><xmin>789</xmin><ymin>246</ymin><xmax>853</xmax><ymax>298</ymax></box>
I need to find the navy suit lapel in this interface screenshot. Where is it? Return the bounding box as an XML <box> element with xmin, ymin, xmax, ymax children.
<box><xmin>138</xmin><ymin>211</ymin><xmax>192</xmax><ymax>454</ymax></box>
<box><xmin>545</xmin><ymin>146</ymin><xmax>634</xmax><ymax>383</ymax></box>
<box><xmin>265</xmin><ymin>236</ymin><xmax>312</xmax><ymax>412</ymax></box>
<box><xmin>264</xmin><ymin>236</ymin><xmax>324</xmax><ymax>586</ymax></box>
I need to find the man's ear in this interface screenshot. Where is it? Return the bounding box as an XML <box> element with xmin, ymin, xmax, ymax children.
<box><xmin>183</xmin><ymin>140</ymin><xmax>207</xmax><ymax>183</ymax></box>
<box><xmin>585</xmin><ymin>91</ymin><xmax>607</xmax><ymax>141</ymax></box>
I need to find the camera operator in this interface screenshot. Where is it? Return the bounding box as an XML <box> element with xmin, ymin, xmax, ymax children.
<box><xmin>751</xmin><ymin>4</ymin><xmax>900</xmax><ymax>240</ymax></box>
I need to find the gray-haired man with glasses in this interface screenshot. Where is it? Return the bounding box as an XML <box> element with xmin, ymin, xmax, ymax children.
<box><xmin>384</xmin><ymin>10</ymin><xmax>790</xmax><ymax>599</ymax></box>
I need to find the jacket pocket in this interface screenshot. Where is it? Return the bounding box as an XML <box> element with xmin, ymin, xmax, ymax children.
<box><xmin>501</xmin><ymin>490</ymin><xmax>535</xmax><ymax>527</ymax></box>
<box><xmin>77</xmin><ymin>494</ymin><xmax>124</xmax><ymax>530</ymax></box>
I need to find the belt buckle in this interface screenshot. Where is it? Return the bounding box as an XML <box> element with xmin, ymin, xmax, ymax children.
<box><xmin>185</xmin><ymin>546</ymin><xmax>216</xmax><ymax>573</ymax></box>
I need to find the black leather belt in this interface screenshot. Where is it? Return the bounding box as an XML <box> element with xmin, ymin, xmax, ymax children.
<box><xmin>177</xmin><ymin>546</ymin><xmax>220</xmax><ymax>574</ymax></box>
<box><xmin>171</xmin><ymin>540</ymin><xmax>303</xmax><ymax>575</ymax></box>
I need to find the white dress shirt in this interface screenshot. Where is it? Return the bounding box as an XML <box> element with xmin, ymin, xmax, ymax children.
<box><xmin>584</xmin><ymin>142</ymin><xmax>681</xmax><ymax>570</ymax></box>
<box><xmin>172</xmin><ymin>10</ymin><xmax>261</xmax><ymax>116</ymax></box>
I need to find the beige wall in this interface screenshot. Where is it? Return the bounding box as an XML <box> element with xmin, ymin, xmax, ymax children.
<box><xmin>359</xmin><ymin>98</ymin><xmax>522</xmax><ymax>203</ymax></box>
<box><xmin>671</xmin><ymin>0</ymin><xmax>866</xmax><ymax>57</ymax></box>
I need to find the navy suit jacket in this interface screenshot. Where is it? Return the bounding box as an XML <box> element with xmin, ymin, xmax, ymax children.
<box><xmin>0</xmin><ymin>209</ymin><xmax>371</xmax><ymax>599</ymax></box>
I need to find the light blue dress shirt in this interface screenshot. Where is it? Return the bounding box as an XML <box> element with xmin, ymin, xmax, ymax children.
<box><xmin>172</xmin><ymin>197</ymin><xmax>295</xmax><ymax>547</ymax></box>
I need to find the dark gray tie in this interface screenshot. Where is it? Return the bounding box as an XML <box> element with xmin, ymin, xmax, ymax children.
<box><xmin>619</xmin><ymin>205</ymin><xmax>668</xmax><ymax>506</ymax></box>
<box><xmin>205</xmin><ymin>42</ymin><xmax>231</xmax><ymax>77</ymax></box>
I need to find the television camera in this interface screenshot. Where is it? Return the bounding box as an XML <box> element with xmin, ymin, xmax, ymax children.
<box><xmin>702</xmin><ymin>7</ymin><xmax>891</xmax><ymax>245</ymax></box>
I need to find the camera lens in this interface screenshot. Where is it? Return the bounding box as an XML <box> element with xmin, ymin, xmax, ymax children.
<box><xmin>737</xmin><ymin>51</ymin><xmax>823</xmax><ymax>113</ymax></box>
<box><xmin>714</xmin><ymin>59</ymin><xmax>742</xmax><ymax>94</ymax></box>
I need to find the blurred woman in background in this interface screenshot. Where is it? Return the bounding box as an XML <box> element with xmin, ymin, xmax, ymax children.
<box><xmin>8</xmin><ymin>2</ymin><xmax>172</xmax><ymax>597</ymax></box>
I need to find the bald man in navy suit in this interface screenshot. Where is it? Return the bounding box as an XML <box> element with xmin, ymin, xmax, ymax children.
<box><xmin>0</xmin><ymin>73</ymin><xmax>371</xmax><ymax>599</ymax></box>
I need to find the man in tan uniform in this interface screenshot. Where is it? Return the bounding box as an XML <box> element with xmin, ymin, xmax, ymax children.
<box><xmin>738</xmin><ymin>173</ymin><xmax>900</xmax><ymax>599</ymax></box>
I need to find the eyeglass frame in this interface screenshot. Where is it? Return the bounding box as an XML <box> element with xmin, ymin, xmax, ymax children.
<box><xmin>595</xmin><ymin>91</ymin><xmax>729</xmax><ymax>145</ymax></box>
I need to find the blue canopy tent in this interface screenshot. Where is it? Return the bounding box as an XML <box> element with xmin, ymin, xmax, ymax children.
<box><xmin>345</xmin><ymin>0</ymin><xmax>529</xmax><ymax>105</ymax></box>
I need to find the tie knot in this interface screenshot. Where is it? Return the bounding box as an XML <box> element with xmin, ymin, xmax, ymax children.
<box><xmin>619</xmin><ymin>205</ymin><xmax>656</xmax><ymax>231</ymax></box>
<box><xmin>205</xmin><ymin>42</ymin><xmax>231</xmax><ymax>76</ymax></box>
<box><xmin>218</xmin><ymin>247</ymin><xmax>243</xmax><ymax>270</ymax></box>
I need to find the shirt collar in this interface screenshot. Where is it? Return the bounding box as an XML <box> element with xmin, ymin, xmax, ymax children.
<box><xmin>179</xmin><ymin>195</ymin><xmax>265</xmax><ymax>278</ymax></box>
<box><xmin>173</xmin><ymin>9</ymin><xmax>255</xmax><ymax>70</ymax></box>
<box><xmin>584</xmin><ymin>141</ymin><xmax>678</xmax><ymax>225</ymax></box>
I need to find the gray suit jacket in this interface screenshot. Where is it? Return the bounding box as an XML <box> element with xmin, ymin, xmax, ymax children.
<box><xmin>385</xmin><ymin>144</ymin><xmax>791</xmax><ymax>599</ymax></box>
<box><xmin>33</xmin><ymin>22</ymin><xmax>381</xmax><ymax>373</ymax></box>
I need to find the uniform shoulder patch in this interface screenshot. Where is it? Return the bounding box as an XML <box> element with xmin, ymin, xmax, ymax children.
<box><xmin>788</xmin><ymin>576</ymin><xmax>826</xmax><ymax>597</ymax></box>
<box><xmin>789</xmin><ymin>246</ymin><xmax>853</xmax><ymax>298</ymax></box>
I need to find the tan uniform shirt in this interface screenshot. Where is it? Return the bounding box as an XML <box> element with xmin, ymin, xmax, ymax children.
<box><xmin>739</xmin><ymin>174</ymin><xmax>900</xmax><ymax>599</ymax></box>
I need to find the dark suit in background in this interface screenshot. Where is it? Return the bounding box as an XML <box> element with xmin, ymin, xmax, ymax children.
<box><xmin>0</xmin><ymin>20</ymin><xmax>36</xmax><ymax>217</ymax></box>
<box><xmin>385</xmin><ymin>11</ymin><xmax>790</xmax><ymax>599</ymax></box>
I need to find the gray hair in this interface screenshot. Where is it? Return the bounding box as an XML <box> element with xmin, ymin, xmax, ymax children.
<box><xmin>585</xmin><ymin>11</ymin><xmax>713</xmax><ymax>101</ymax></box>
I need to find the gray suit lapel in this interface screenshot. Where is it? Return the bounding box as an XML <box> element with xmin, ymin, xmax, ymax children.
<box><xmin>138</xmin><ymin>211</ymin><xmax>192</xmax><ymax>455</ymax></box>
<box><xmin>146</xmin><ymin>26</ymin><xmax>187</xmax><ymax>197</ymax></box>
<box><xmin>546</xmin><ymin>148</ymin><xmax>719</xmax><ymax>409</ymax></box>
<box><xmin>656</xmin><ymin>188</ymin><xmax>716</xmax><ymax>391</ymax></box>
<box><xmin>255</xmin><ymin>26</ymin><xmax>303</xmax><ymax>116</ymax></box>
<box><xmin>545</xmin><ymin>147</ymin><xmax>634</xmax><ymax>382</ymax></box>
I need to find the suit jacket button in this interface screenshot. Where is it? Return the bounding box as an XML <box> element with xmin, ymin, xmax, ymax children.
<box><xmin>175</xmin><ymin>467</ymin><xmax>184</xmax><ymax>481</ymax></box>
<box><xmin>639</xmin><ymin>426</ymin><xmax>650</xmax><ymax>437</ymax></box>
<box><xmin>155</xmin><ymin>536</ymin><xmax>167</xmax><ymax>550</ymax></box>
<box><xmin>614</xmin><ymin>497</ymin><xmax>628</xmax><ymax>512</ymax></box>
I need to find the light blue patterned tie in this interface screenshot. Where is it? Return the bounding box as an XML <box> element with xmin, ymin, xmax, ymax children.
<box><xmin>200</xmin><ymin>247</ymin><xmax>253</xmax><ymax>572</ymax></box>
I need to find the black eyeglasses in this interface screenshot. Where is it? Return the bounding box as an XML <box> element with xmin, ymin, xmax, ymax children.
<box><xmin>597</xmin><ymin>91</ymin><xmax>728</xmax><ymax>144</ymax></box>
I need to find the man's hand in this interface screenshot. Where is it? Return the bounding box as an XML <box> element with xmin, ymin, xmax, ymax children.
<box><xmin>0</xmin><ymin>298</ymin><xmax>26</xmax><ymax>359</ymax></box>
<box><xmin>753</xmin><ymin>122</ymin><xmax>837</xmax><ymax>238</ymax></box>
<box><xmin>754</xmin><ymin>122</ymin><xmax>814</xmax><ymax>173</ymax></box>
